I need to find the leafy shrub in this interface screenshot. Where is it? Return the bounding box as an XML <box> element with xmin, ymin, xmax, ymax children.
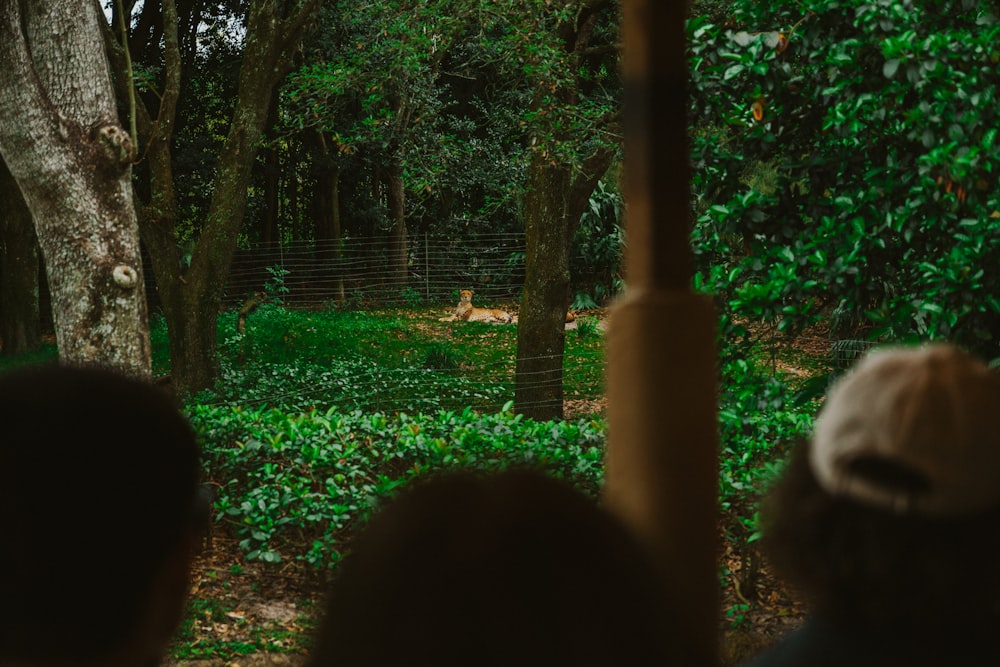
<box><xmin>423</xmin><ymin>342</ymin><xmax>461</xmax><ymax>371</ymax></box>
<box><xmin>189</xmin><ymin>402</ymin><xmax>607</xmax><ymax>569</ymax></box>
<box><xmin>574</xmin><ymin>316</ymin><xmax>601</xmax><ymax>340</ymax></box>
<box><xmin>571</xmin><ymin>179</ymin><xmax>625</xmax><ymax>307</ymax></box>
<box><xmin>689</xmin><ymin>0</ymin><xmax>1000</xmax><ymax>360</ymax></box>
<box><xmin>716</xmin><ymin>355</ymin><xmax>817</xmax><ymax>601</ymax></box>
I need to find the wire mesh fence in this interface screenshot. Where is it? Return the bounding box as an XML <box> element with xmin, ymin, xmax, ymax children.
<box><xmin>182</xmin><ymin>233</ymin><xmax>528</xmax><ymax>310</ymax></box>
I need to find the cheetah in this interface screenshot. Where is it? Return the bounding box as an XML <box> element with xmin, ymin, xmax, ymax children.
<box><xmin>453</xmin><ymin>289</ymin><xmax>513</xmax><ymax>324</ymax></box>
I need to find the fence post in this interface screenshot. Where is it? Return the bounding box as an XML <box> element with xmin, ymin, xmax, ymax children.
<box><xmin>603</xmin><ymin>2</ymin><xmax>720</xmax><ymax>666</ymax></box>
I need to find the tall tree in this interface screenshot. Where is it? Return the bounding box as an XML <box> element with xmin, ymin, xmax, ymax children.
<box><xmin>285</xmin><ymin>0</ymin><xmax>467</xmax><ymax>288</ymax></box>
<box><xmin>0</xmin><ymin>0</ymin><xmax>151</xmax><ymax>376</ymax></box>
<box><xmin>508</xmin><ymin>0</ymin><xmax>621</xmax><ymax>420</ymax></box>
<box><xmin>102</xmin><ymin>0</ymin><xmax>320</xmax><ymax>392</ymax></box>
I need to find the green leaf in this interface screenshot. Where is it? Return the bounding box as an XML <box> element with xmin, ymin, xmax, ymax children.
<box><xmin>724</xmin><ymin>64</ymin><xmax>745</xmax><ymax>80</ymax></box>
<box><xmin>882</xmin><ymin>58</ymin><xmax>901</xmax><ymax>78</ymax></box>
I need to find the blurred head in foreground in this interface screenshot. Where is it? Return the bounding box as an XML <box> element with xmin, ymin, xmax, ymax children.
<box><xmin>0</xmin><ymin>364</ymin><xmax>203</xmax><ymax>667</ymax></box>
<box><xmin>308</xmin><ymin>468</ymin><xmax>683</xmax><ymax>666</ymax></box>
<box><xmin>757</xmin><ymin>343</ymin><xmax>1000</xmax><ymax>660</ymax></box>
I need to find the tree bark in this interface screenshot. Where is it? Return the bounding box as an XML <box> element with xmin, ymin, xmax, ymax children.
<box><xmin>314</xmin><ymin>132</ymin><xmax>346</xmax><ymax>305</ymax></box>
<box><xmin>0</xmin><ymin>157</ymin><xmax>41</xmax><ymax>355</ymax></box>
<box><xmin>262</xmin><ymin>102</ymin><xmax>281</xmax><ymax>246</ymax></box>
<box><xmin>510</xmin><ymin>0</ymin><xmax>619</xmax><ymax>421</ymax></box>
<box><xmin>515</xmin><ymin>156</ymin><xmax>573</xmax><ymax>420</ymax></box>
<box><xmin>514</xmin><ymin>144</ymin><xmax>614</xmax><ymax>420</ymax></box>
<box><xmin>385</xmin><ymin>161</ymin><xmax>409</xmax><ymax>291</ymax></box>
<box><xmin>0</xmin><ymin>0</ymin><xmax>150</xmax><ymax>377</ymax></box>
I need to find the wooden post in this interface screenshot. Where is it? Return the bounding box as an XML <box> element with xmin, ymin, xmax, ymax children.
<box><xmin>603</xmin><ymin>2</ymin><xmax>720</xmax><ymax>666</ymax></box>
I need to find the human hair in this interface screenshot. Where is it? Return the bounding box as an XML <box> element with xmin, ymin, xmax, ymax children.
<box><xmin>308</xmin><ymin>468</ymin><xmax>683</xmax><ymax>666</ymax></box>
<box><xmin>0</xmin><ymin>364</ymin><xmax>202</xmax><ymax>663</ymax></box>
<box><xmin>759</xmin><ymin>441</ymin><xmax>1000</xmax><ymax>640</ymax></box>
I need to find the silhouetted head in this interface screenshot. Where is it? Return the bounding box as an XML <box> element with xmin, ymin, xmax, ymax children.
<box><xmin>309</xmin><ymin>468</ymin><xmax>683</xmax><ymax>666</ymax></box>
<box><xmin>0</xmin><ymin>363</ymin><xmax>203</xmax><ymax>665</ymax></box>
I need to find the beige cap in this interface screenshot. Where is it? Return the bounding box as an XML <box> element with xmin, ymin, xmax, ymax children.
<box><xmin>809</xmin><ymin>343</ymin><xmax>1000</xmax><ymax>516</ymax></box>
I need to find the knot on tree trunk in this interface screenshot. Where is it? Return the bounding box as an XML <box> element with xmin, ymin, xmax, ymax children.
<box><xmin>112</xmin><ymin>264</ymin><xmax>139</xmax><ymax>289</ymax></box>
<box><xmin>88</xmin><ymin>121</ymin><xmax>135</xmax><ymax>170</ymax></box>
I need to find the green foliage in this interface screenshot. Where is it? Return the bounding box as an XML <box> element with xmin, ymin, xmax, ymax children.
<box><xmin>725</xmin><ymin>602</ymin><xmax>752</xmax><ymax>629</ymax></box>
<box><xmin>283</xmin><ymin>0</ymin><xmax>527</xmax><ymax>232</ymax></box>
<box><xmin>396</xmin><ymin>286</ymin><xmax>424</xmax><ymax>307</ymax></box>
<box><xmin>188</xmin><ymin>402</ymin><xmax>608</xmax><ymax>568</ymax></box>
<box><xmin>571</xmin><ymin>179</ymin><xmax>625</xmax><ymax>306</ymax></box>
<box><xmin>422</xmin><ymin>342</ymin><xmax>461</xmax><ymax>371</ymax></box>
<box><xmin>714</xmin><ymin>355</ymin><xmax>817</xmax><ymax>610</ymax></box>
<box><xmin>283</xmin><ymin>1</ymin><xmax>621</xmax><ymax>237</ymax></box>
<box><xmin>689</xmin><ymin>0</ymin><xmax>1000</xmax><ymax>359</ymax></box>
<box><xmin>717</xmin><ymin>359</ymin><xmax>815</xmax><ymax>522</ymax></box>
<box><xmin>168</xmin><ymin>302</ymin><xmax>606</xmax><ymax>415</ymax></box>
<box><xmin>571</xmin><ymin>291</ymin><xmax>601</xmax><ymax>310</ymax></box>
<box><xmin>574</xmin><ymin>316</ymin><xmax>601</xmax><ymax>340</ymax></box>
<box><xmin>263</xmin><ymin>265</ymin><xmax>290</xmax><ymax>304</ymax></box>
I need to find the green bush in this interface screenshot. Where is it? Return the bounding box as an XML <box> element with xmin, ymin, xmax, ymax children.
<box><xmin>689</xmin><ymin>0</ymin><xmax>1000</xmax><ymax>360</ymax></box>
<box><xmin>189</xmin><ymin>401</ymin><xmax>607</xmax><ymax>569</ymax></box>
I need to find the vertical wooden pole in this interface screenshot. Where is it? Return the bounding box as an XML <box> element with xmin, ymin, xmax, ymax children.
<box><xmin>603</xmin><ymin>2</ymin><xmax>720</xmax><ymax>666</ymax></box>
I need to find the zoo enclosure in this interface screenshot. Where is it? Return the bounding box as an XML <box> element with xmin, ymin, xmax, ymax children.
<box><xmin>211</xmin><ymin>233</ymin><xmax>528</xmax><ymax>309</ymax></box>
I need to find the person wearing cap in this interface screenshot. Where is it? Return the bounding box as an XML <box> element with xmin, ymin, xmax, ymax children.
<box><xmin>743</xmin><ymin>343</ymin><xmax>1000</xmax><ymax>667</ymax></box>
<box><xmin>0</xmin><ymin>364</ymin><xmax>205</xmax><ymax>667</ymax></box>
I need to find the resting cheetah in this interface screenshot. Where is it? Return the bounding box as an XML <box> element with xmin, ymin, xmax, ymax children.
<box><xmin>453</xmin><ymin>289</ymin><xmax>513</xmax><ymax>324</ymax></box>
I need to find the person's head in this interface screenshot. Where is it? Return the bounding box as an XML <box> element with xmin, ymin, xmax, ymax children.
<box><xmin>308</xmin><ymin>468</ymin><xmax>682</xmax><ymax>666</ymax></box>
<box><xmin>0</xmin><ymin>363</ymin><xmax>203</xmax><ymax>666</ymax></box>
<box><xmin>760</xmin><ymin>343</ymin><xmax>1000</xmax><ymax>635</ymax></box>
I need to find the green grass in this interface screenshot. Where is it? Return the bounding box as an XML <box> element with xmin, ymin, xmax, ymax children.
<box><xmin>198</xmin><ymin>303</ymin><xmax>605</xmax><ymax>414</ymax></box>
<box><xmin>2</xmin><ymin>304</ymin><xmax>606</xmax><ymax>415</ymax></box>
<box><xmin>0</xmin><ymin>340</ymin><xmax>58</xmax><ymax>373</ymax></box>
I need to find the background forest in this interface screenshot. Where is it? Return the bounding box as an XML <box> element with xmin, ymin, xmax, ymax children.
<box><xmin>1</xmin><ymin>0</ymin><xmax>999</xmax><ymax>663</ymax></box>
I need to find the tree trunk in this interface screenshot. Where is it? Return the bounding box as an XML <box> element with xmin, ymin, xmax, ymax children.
<box><xmin>515</xmin><ymin>157</ymin><xmax>572</xmax><ymax>420</ymax></box>
<box><xmin>104</xmin><ymin>0</ymin><xmax>320</xmax><ymax>393</ymax></box>
<box><xmin>0</xmin><ymin>0</ymin><xmax>150</xmax><ymax>377</ymax></box>
<box><xmin>515</xmin><ymin>146</ymin><xmax>615</xmax><ymax>421</ymax></box>
<box><xmin>0</xmin><ymin>158</ymin><xmax>41</xmax><ymax>355</ymax></box>
<box><xmin>262</xmin><ymin>132</ymin><xmax>281</xmax><ymax>245</ymax></box>
<box><xmin>314</xmin><ymin>132</ymin><xmax>346</xmax><ymax>305</ymax></box>
<box><xmin>385</xmin><ymin>161</ymin><xmax>409</xmax><ymax>290</ymax></box>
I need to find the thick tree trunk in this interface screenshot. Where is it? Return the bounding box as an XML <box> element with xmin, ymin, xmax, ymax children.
<box><xmin>0</xmin><ymin>158</ymin><xmax>41</xmax><ymax>355</ymax></box>
<box><xmin>0</xmin><ymin>0</ymin><xmax>150</xmax><ymax>377</ymax></box>
<box><xmin>515</xmin><ymin>157</ymin><xmax>572</xmax><ymax>420</ymax></box>
<box><xmin>105</xmin><ymin>0</ymin><xmax>320</xmax><ymax>393</ymax></box>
